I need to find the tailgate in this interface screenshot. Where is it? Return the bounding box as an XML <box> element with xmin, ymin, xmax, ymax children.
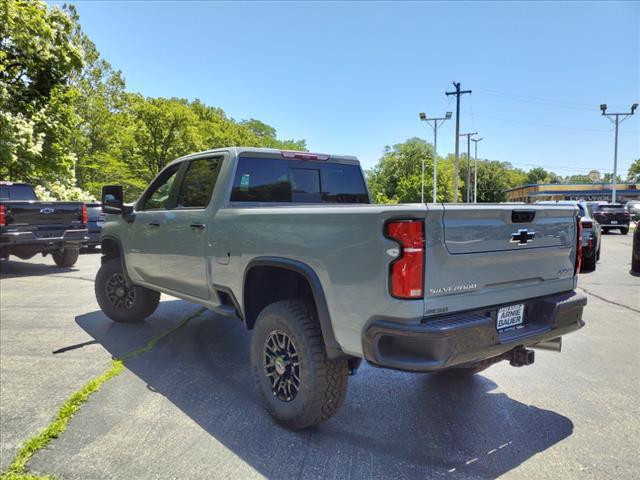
<box><xmin>2</xmin><ymin>202</ymin><xmax>84</xmax><ymax>227</ymax></box>
<box><xmin>424</xmin><ymin>204</ymin><xmax>577</xmax><ymax>316</ymax></box>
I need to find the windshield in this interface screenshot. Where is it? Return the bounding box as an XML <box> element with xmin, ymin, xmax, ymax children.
<box><xmin>598</xmin><ymin>203</ymin><xmax>623</xmax><ymax>210</ymax></box>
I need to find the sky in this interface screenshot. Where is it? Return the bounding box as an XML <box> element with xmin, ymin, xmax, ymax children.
<box><xmin>59</xmin><ymin>1</ymin><xmax>639</xmax><ymax>176</ymax></box>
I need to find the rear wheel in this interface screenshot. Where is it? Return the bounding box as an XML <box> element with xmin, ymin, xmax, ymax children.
<box><xmin>95</xmin><ymin>258</ymin><xmax>160</xmax><ymax>323</ymax></box>
<box><xmin>250</xmin><ymin>299</ymin><xmax>349</xmax><ymax>430</ymax></box>
<box><xmin>621</xmin><ymin>228</ymin><xmax>629</xmax><ymax>235</ymax></box>
<box><xmin>52</xmin><ymin>248</ymin><xmax>79</xmax><ymax>267</ymax></box>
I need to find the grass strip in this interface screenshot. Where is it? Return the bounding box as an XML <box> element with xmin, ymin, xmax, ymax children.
<box><xmin>1</xmin><ymin>307</ymin><xmax>207</xmax><ymax>480</ymax></box>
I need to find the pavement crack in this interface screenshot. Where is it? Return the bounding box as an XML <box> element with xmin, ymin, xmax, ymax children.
<box><xmin>1</xmin><ymin>306</ymin><xmax>206</xmax><ymax>480</ymax></box>
<box><xmin>578</xmin><ymin>287</ymin><xmax>640</xmax><ymax>314</ymax></box>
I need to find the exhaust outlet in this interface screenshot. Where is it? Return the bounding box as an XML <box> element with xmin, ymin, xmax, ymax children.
<box><xmin>531</xmin><ymin>337</ymin><xmax>562</xmax><ymax>352</ymax></box>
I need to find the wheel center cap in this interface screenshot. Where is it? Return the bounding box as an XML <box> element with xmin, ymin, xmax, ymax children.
<box><xmin>115</xmin><ymin>287</ymin><xmax>125</xmax><ymax>298</ymax></box>
<box><xmin>274</xmin><ymin>357</ymin><xmax>287</xmax><ymax>375</ymax></box>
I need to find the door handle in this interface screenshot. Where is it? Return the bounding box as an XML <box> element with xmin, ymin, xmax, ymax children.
<box><xmin>190</xmin><ymin>223</ymin><xmax>206</xmax><ymax>230</ymax></box>
<box><xmin>148</xmin><ymin>223</ymin><xmax>160</xmax><ymax>227</ymax></box>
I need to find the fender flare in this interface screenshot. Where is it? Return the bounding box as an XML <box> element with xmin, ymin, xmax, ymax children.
<box><xmin>243</xmin><ymin>257</ymin><xmax>345</xmax><ymax>360</ymax></box>
<box><xmin>100</xmin><ymin>235</ymin><xmax>131</xmax><ymax>284</ymax></box>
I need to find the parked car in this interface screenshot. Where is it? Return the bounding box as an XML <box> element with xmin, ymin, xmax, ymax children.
<box><xmin>632</xmin><ymin>227</ymin><xmax>640</xmax><ymax>274</ymax></box>
<box><xmin>592</xmin><ymin>203</ymin><xmax>630</xmax><ymax>234</ymax></box>
<box><xmin>625</xmin><ymin>200</ymin><xmax>640</xmax><ymax>222</ymax></box>
<box><xmin>538</xmin><ymin>200</ymin><xmax>601</xmax><ymax>271</ymax></box>
<box><xmin>0</xmin><ymin>182</ymin><xmax>87</xmax><ymax>267</ymax></box>
<box><xmin>84</xmin><ymin>202</ymin><xmax>105</xmax><ymax>250</ymax></box>
<box><xmin>95</xmin><ymin>147</ymin><xmax>587</xmax><ymax>430</ymax></box>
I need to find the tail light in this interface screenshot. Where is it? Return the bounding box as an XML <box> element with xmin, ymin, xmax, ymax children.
<box><xmin>574</xmin><ymin>217</ymin><xmax>583</xmax><ymax>275</ymax></box>
<box><xmin>385</xmin><ymin>220</ymin><xmax>424</xmax><ymax>299</ymax></box>
<box><xmin>81</xmin><ymin>204</ymin><xmax>88</xmax><ymax>224</ymax></box>
<box><xmin>581</xmin><ymin>221</ymin><xmax>593</xmax><ymax>229</ymax></box>
<box><xmin>0</xmin><ymin>205</ymin><xmax>5</xmax><ymax>226</ymax></box>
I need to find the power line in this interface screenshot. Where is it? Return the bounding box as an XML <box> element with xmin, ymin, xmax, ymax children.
<box><xmin>507</xmin><ymin>161</ymin><xmax>615</xmax><ymax>172</ymax></box>
<box><xmin>475</xmin><ymin>88</ymin><xmax>631</xmax><ymax>112</ymax></box>
<box><xmin>464</xmin><ymin>113</ymin><xmax>619</xmax><ymax>133</ymax></box>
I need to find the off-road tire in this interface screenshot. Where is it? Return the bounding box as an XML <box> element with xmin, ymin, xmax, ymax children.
<box><xmin>95</xmin><ymin>258</ymin><xmax>160</xmax><ymax>323</ymax></box>
<box><xmin>437</xmin><ymin>356</ymin><xmax>504</xmax><ymax>377</ymax></box>
<box><xmin>52</xmin><ymin>248</ymin><xmax>79</xmax><ymax>267</ymax></box>
<box><xmin>581</xmin><ymin>251</ymin><xmax>597</xmax><ymax>272</ymax></box>
<box><xmin>620</xmin><ymin>228</ymin><xmax>629</xmax><ymax>235</ymax></box>
<box><xmin>250</xmin><ymin>299</ymin><xmax>349</xmax><ymax>430</ymax></box>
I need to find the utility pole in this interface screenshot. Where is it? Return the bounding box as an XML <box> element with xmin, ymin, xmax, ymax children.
<box><xmin>446</xmin><ymin>82</ymin><xmax>472</xmax><ymax>203</ymax></box>
<box><xmin>600</xmin><ymin>103</ymin><xmax>638</xmax><ymax>203</ymax></box>
<box><xmin>471</xmin><ymin>137</ymin><xmax>483</xmax><ymax>203</ymax></box>
<box><xmin>459</xmin><ymin>132</ymin><xmax>477</xmax><ymax>202</ymax></box>
<box><xmin>419</xmin><ymin>111</ymin><xmax>452</xmax><ymax>202</ymax></box>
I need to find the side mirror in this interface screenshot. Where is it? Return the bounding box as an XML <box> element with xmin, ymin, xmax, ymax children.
<box><xmin>102</xmin><ymin>185</ymin><xmax>124</xmax><ymax>214</ymax></box>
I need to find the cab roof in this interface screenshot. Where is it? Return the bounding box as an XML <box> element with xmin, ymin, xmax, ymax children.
<box><xmin>169</xmin><ymin>147</ymin><xmax>361</xmax><ymax>166</ymax></box>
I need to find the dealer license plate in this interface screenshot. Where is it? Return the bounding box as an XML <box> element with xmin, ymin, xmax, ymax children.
<box><xmin>497</xmin><ymin>304</ymin><xmax>524</xmax><ymax>331</ymax></box>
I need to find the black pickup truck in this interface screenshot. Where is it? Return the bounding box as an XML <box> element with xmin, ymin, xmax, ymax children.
<box><xmin>0</xmin><ymin>182</ymin><xmax>87</xmax><ymax>267</ymax></box>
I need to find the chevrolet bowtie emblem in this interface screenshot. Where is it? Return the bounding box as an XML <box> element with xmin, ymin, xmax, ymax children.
<box><xmin>510</xmin><ymin>229</ymin><xmax>535</xmax><ymax>245</ymax></box>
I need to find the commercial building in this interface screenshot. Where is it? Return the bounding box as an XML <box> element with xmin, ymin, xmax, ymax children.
<box><xmin>505</xmin><ymin>183</ymin><xmax>640</xmax><ymax>203</ymax></box>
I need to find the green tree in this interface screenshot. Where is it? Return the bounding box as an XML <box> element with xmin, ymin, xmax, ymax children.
<box><xmin>602</xmin><ymin>172</ymin><xmax>623</xmax><ymax>183</ymax></box>
<box><xmin>626</xmin><ymin>159</ymin><xmax>640</xmax><ymax>182</ymax></box>
<box><xmin>526</xmin><ymin>167</ymin><xmax>550</xmax><ymax>185</ymax></box>
<box><xmin>474</xmin><ymin>160</ymin><xmax>526</xmax><ymax>202</ymax></box>
<box><xmin>567</xmin><ymin>174</ymin><xmax>594</xmax><ymax>183</ymax></box>
<box><xmin>0</xmin><ymin>0</ymin><xmax>84</xmax><ymax>181</ymax></box>
<box><xmin>367</xmin><ymin>138</ymin><xmax>456</xmax><ymax>203</ymax></box>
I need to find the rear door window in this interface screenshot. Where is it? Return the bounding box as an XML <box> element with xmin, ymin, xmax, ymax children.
<box><xmin>230</xmin><ymin>157</ymin><xmax>369</xmax><ymax>204</ymax></box>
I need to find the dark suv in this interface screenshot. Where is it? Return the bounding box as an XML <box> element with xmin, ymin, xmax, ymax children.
<box><xmin>592</xmin><ymin>203</ymin><xmax>630</xmax><ymax>234</ymax></box>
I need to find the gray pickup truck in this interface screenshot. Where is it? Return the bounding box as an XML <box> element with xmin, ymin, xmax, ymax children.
<box><xmin>96</xmin><ymin>147</ymin><xmax>587</xmax><ymax>429</ymax></box>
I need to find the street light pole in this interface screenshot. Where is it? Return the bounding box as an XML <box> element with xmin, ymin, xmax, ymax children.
<box><xmin>419</xmin><ymin>112</ymin><xmax>452</xmax><ymax>203</ymax></box>
<box><xmin>471</xmin><ymin>137</ymin><xmax>483</xmax><ymax>203</ymax></box>
<box><xmin>459</xmin><ymin>132</ymin><xmax>477</xmax><ymax>203</ymax></box>
<box><xmin>600</xmin><ymin>103</ymin><xmax>638</xmax><ymax>203</ymax></box>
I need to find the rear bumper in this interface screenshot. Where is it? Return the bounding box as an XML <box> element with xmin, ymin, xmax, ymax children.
<box><xmin>363</xmin><ymin>291</ymin><xmax>587</xmax><ymax>373</ymax></box>
<box><xmin>600</xmin><ymin>223</ymin><xmax>629</xmax><ymax>228</ymax></box>
<box><xmin>0</xmin><ymin>228</ymin><xmax>87</xmax><ymax>247</ymax></box>
<box><xmin>84</xmin><ymin>231</ymin><xmax>101</xmax><ymax>245</ymax></box>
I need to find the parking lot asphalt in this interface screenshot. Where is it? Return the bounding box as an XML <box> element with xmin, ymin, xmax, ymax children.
<box><xmin>1</xmin><ymin>232</ymin><xmax>638</xmax><ymax>479</ymax></box>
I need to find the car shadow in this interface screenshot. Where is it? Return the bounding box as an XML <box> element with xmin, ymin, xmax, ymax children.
<box><xmin>0</xmin><ymin>259</ymin><xmax>79</xmax><ymax>279</ymax></box>
<box><xmin>75</xmin><ymin>302</ymin><xmax>574</xmax><ymax>479</ymax></box>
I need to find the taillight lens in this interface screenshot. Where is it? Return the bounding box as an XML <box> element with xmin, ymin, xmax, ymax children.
<box><xmin>0</xmin><ymin>205</ymin><xmax>6</xmax><ymax>226</ymax></box>
<box><xmin>385</xmin><ymin>220</ymin><xmax>424</xmax><ymax>299</ymax></box>
<box><xmin>81</xmin><ymin>204</ymin><xmax>88</xmax><ymax>224</ymax></box>
<box><xmin>574</xmin><ymin>218</ymin><xmax>583</xmax><ymax>275</ymax></box>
